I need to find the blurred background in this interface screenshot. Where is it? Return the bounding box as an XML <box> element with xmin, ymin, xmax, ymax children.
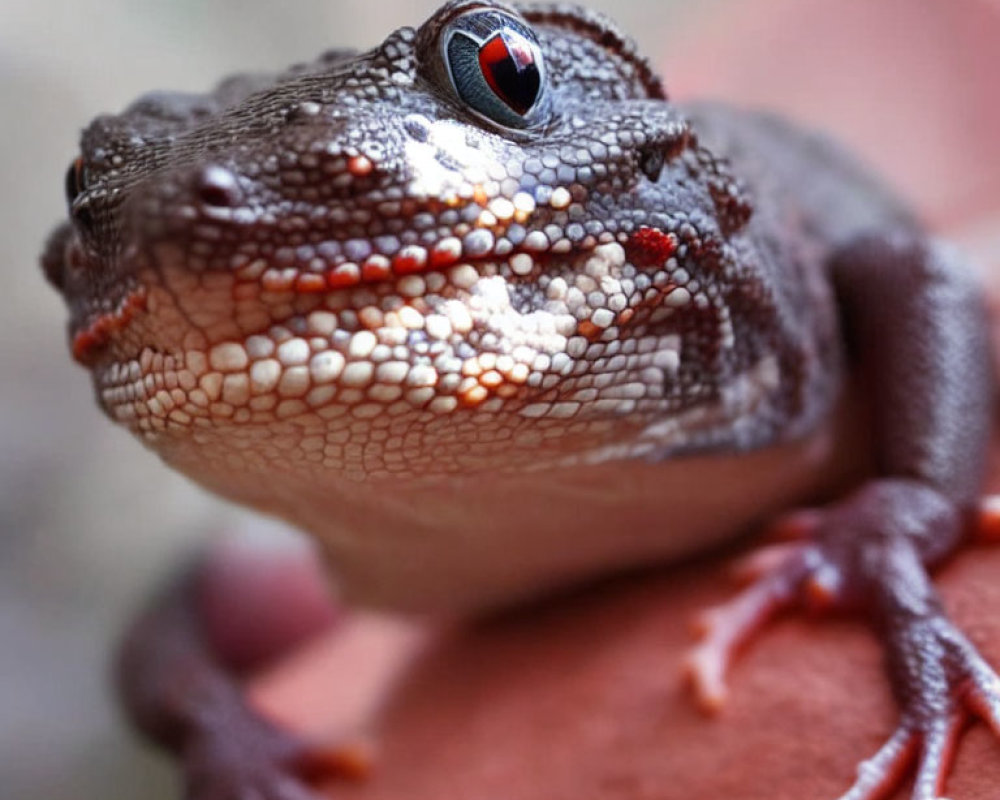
<box><xmin>2</xmin><ymin>0</ymin><xmax>998</xmax><ymax>797</ymax></box>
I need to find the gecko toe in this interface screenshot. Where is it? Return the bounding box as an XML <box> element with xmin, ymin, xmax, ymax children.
<box><xmin>181</xmin><ymin>714</ymin><xmax>372</xmax><ymax>800</ymax></box>
<box><xmin>684</xmin><ymin>540</ymin><xmax>817</xmax><ymax>712</ymax></box>
<box><xmin>837</xmin><ymin>723</ymin><xmax>919</xmax><ymax>800</ymax></box>
<box><xmin>686</xmin><ymin>482</ymin><xmax>1000</xmax><ymax>799</ymax></box>
<box><xmin>836</xmin><ymin>605</ymin><xmax>1000</xmax><ymax>800</ymax></box>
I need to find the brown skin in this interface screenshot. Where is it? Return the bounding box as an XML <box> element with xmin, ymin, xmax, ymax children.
<box><xmin>44</xmin><ymin>2</ymin><xmax>1000</xmax><ymax>798</ymax></box>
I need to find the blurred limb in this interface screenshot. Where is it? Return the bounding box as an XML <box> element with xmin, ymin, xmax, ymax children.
<box><xmin>117</xmin><ymin>532</ymin><xmax>362</xmax><ymax>799</ymax></box>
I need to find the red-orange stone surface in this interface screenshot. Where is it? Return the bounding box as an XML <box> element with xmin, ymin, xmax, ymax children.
<box><xmin>252</xmin><ymin>537</ymin><xmax>1000</xmax><ymax>800</ymax></box>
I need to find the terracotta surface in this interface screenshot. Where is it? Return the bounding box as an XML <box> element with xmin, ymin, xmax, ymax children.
<box><xmin>253</xmin><ymin>540</ymin><xmax>1000</xmax><ymax>800</ymax></box>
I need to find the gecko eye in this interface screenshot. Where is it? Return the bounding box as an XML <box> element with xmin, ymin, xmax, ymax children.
<box><xmin>64</xmin><ymin>157</ymin><xmax>87</xmax><ymax>206</ymax></box>
<box><xmin>441</xmin><ymin>8</ymin><xmax>549</xmax><ymax>129</ymax></box>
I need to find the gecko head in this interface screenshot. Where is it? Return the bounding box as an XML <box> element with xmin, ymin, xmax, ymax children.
<box><xmin>43</xmin><ymin>1</ymin><xmax>755</xmax><ymax>495</ymax></box>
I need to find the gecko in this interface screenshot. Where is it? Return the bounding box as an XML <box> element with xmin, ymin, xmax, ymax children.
<box><xmin>42</xmin><ymin>2</ymin><xmax>1000</xmax><ymax>798</ymax></box>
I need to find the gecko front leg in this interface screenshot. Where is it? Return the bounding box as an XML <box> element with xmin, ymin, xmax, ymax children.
<box><xmin>117</xmin><ymin>536</ymin><xmax>364</xmax><ymax>800</ymax></box>
<box><xmin>687</xmin><ymin>233</ymin><xmax>1000</xmax><ymax>800</ymax></box>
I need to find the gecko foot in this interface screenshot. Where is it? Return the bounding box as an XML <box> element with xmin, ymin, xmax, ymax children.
<box><xmin>181</xmin><ymin>705</ymin><xmax>372</xmax><ymax>800</ymax></box>
<box><xmin>835</xmin><ymin>621</ymin><xmax>1000</xmax><ymax>800</ymax></box>
<box><xmin>684</xmin><ymin>479</ymin><xmax>1000</xmax><ymax>799</ymax></box>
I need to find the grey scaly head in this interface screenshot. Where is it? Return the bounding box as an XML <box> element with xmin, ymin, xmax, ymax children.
<box><xmin>42</xmin><ymin>0</ymin><xmax>813</xmax><ymax>507</ymax></box>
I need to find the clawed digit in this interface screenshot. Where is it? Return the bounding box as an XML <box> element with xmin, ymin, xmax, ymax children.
<box><xmin>685</xmin><ymin>485</ymin><xmax>1000</xmax><ymax>800</ymax></box>
<box><xmin>837</xmin><ymin>712</ymin><xmax>966</xmax><ymax>800</ymax></box>
<box><xmin>838</xmin><ymin>723</ymin><xmax>918</xmax><ymax>800</ymax></box>
<box><xmin>685</xmin><ymin>541</ymin><xmax>814</xmax><ymax>711</ymax></box>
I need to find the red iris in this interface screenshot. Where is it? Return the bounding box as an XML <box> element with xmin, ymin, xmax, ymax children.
<box><xmin>478</xmin><ymin>31</ymin><xmax>540</xmax><ymax>116</ymax></box>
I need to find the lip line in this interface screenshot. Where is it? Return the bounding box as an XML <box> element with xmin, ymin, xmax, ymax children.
<box><xmin>240</xmin><ymin>234</ymin><xmax>606</xmax><ymax>295</ymax></box>
<box><xmin>71</xmin><ymin>285</ymin><xmax>149</xmax><ymax>365</ymax></box>
<box><xmin>69</xmin><ymin>237</ymin><xmax>603</xmax><ymax>366</ymax></box>
<box><xmin>69</xmin><ymin>222</ymin><xmax>676</xmax><ymax>368</ymax></box>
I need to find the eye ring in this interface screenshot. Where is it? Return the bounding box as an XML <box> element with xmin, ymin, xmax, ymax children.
<box><xmin>440</xmin><ymin>8</ymin><xmax>550</xmax><ymax>130</ymax></box>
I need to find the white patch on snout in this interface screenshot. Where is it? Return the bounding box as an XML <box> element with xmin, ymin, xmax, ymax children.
<box><xmin>404</xmin><ymin>118</ymin><xmax>497</xmax><ymax>199</ymax></box>
<box><xmin>463</xmin><ymin>274</ymin><xmax>577</xmax><ymax>357</ymax></box>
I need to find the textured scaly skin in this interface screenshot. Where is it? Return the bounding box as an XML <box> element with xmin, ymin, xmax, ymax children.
<box><xmin>43</xmin><ymin>3</ymin><xmax>1000</xmax><ymax>799</ymax></box>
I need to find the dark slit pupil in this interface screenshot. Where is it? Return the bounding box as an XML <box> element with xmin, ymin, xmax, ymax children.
<box><xmin>478</xmin><ymin>32</ymin><xmax>540</xmax><ymax>116</ymax></box>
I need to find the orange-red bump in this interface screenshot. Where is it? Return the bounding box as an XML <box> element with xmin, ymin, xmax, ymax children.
<box><xmin>346</xmin><ymin>155</ymin><xmax>373</xmax><ymax>177</ymax></box>
<box><xmin>294</xmin><ymin>273</ymin><xmax>328</xmax><ymax>293</ymax></box>
<box><xmin>975</xmin><ymin>495</ymin><xmax>1000</xmax><ymax>542</ymax></box>
<box><xmin>327</xmin><ymin>263</ymin><xmax>361</xmax><ymax>288</ymax></box>
<box><xmin>576</xmin><ymin>319</ymin><xmax>602</xmax><ymax>341</ymax></box>
<box><xmin>71</xmin><ymin>288</ymin><xmax>148</xmax><ymax>364</ymax></box>
<box><xmin>429</xmin><ymin>247</ymin><xmax>460</xmax><ymax>269</ymax></box>
<box><xmin>361</xmin><ymin>259</ymin><xmax>392</xmax><ymax>282</ymax></box>
<box><xmin>391</xmin><ymin>248</ymin><xmax>427</xmax><ymax>275</ymax></box>
<box><xmin>295</xmin><ymin>737</ymin><xmax>376</xmax><ymax>785</ymax></box>
<box><xmin>626</xmin><ymin>226</ymin><xmax>678</xmax><ymax>267</ymax></box>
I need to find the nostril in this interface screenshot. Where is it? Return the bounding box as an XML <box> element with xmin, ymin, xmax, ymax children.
<box><xmin>638</xmin><ymin>146</ymin><xmax>664</xmax><ymax>183</ymax></box>
<box><xmin>195</xmin><ymin>165</ymin><xmax>242</xmax><ymax>208</ymax></box>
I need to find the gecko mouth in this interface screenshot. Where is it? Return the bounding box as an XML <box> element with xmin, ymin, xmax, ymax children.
<box><xmin>68</xmin><ymin>237</ymin><xmax>594</xmax><ymax>366</ymax></box>
<box><xmin>68</xmin><ymin>183</ymin><xmax>685</xmax><ymax>372</ymax></box>
<box><xmin>63</xmin><ymin>96</ymin><xmax>696</xmax><ymax>372</ymax></box>
<box><xmin>67</xmin><ymin>164</ymin><xmax>565</xmax><ymax>364</ymax></box>
<box><xmin>83</xmin><ymin>215</ymin><xmax>704</xmax><ymax>446</ymax></box>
